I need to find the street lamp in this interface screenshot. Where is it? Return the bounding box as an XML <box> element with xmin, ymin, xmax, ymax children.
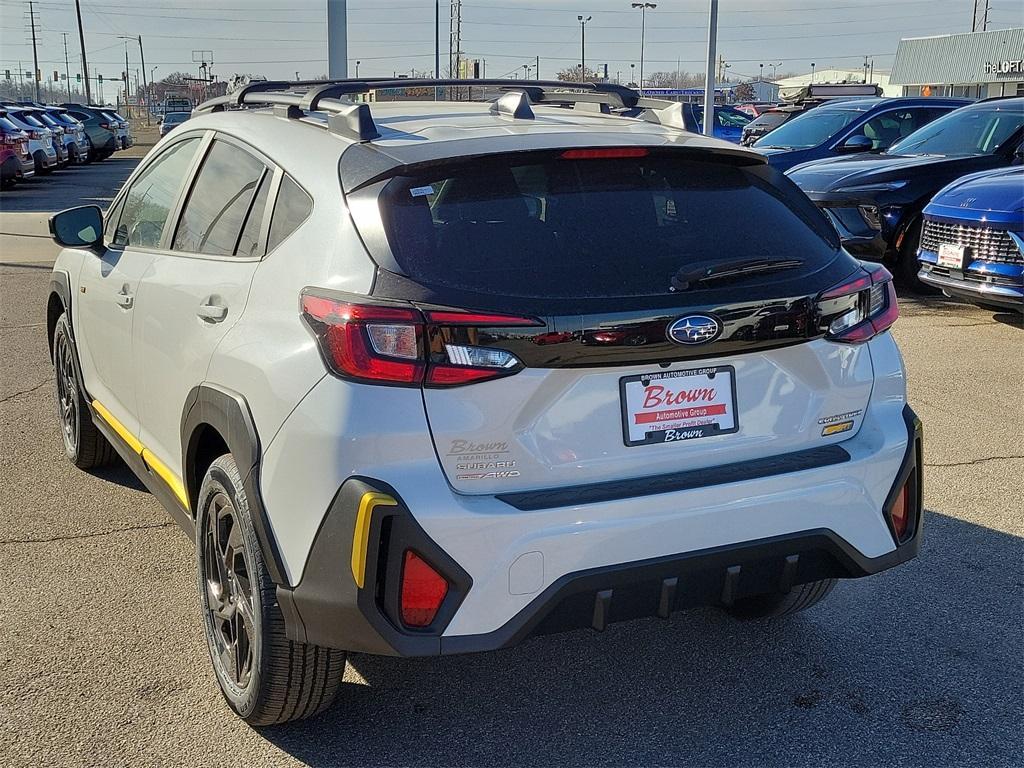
<box><xmin>578</xmin><ymin>15</ymin><xmax>592</xmax><ymax>80</ymax></box>
<box><xmin>770</xmin><ymin>61</ymin><xmax>781</xmax><ymax>79</ymax></box>
<box><xmin>630</xmin><ymin>62</ymin><xmax>635</xmax><ymax>86</ymax></box>
<box><xmin>355</xmin><ymin>60</ymin><xmax>360</xmax><ymax>77</ymax></box>
<box><xmin>631</xmin><ymin>2</ymin><xmax>656</xmax><ymax>91</ymax></box>
<box><xmin>810</xmin><ymin>62</ymin><xmax>815</xmax><ymax>83</ymax></box>
<box><xmin>759</xmin><ymin>63</ymin><xmax>763</xmax><ymax>81</ymax></box>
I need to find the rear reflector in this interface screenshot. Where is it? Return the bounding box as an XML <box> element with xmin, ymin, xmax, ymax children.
<box><xmin>400</xmin><ymin>550</ymin><xmax>449</xmax><ymax>628</ymax></box>
<box><xmin>560</xmin><ymin>147</ymin><xmax>649</xmax><ymax>160</ymax></box>
<box><xmin>890</xmin><ymin>484</ymin><xmax>909</xmax><ymax>541</ymax></box>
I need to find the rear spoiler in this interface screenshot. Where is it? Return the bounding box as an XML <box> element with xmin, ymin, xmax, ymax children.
<box><xmin>339</xmin><ymin>136</ymin><xmax>766</xmax><ymax>193</ymax></box>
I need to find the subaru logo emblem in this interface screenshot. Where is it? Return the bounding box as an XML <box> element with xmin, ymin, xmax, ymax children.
<box><xmin>667</xmin><ymin>314</ymin><xmax>722</xmax><ymax>345</ymax></box>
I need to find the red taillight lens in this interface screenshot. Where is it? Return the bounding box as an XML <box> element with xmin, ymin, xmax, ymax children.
<box><xmin>29</xmin><ymin>129</ymin><xmax>44</xmax><ymax>140</ymax></box>
<box><xmin>99</xmin><ymin>122</ymin><xmax>110</xmax><ymax>129</ymax></box>
<box><xmin>301</xmin><ymin>291</ymin><xmax>534</xmax><ymax>387</ymax></box>
<box><xmin>890</xmin><ymin>484</ymin><xmax>909</xmax><ymax>540</ymax></box>
<box><xmin>820</xmin><ymin>264</ymin><xmax>899</xmax><ymax>343</ymax></box>
<box><xmin>300</xmin><ymin>294</ymin><xmax>425</xmax><ymax>385</ymax></box>
<box><xmin>400</xmin><ymin>550</ymin><xmax>449</xmax><ymax>628</ymax></box>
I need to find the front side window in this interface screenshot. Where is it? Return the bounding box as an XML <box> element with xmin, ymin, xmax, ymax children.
<box><xmin>889</xmin><ymin>105</ymin><xmax>1024</xmax><ymax>156</ymax></box>
<box><xmin>852</xmin><ymin>108</ymin><xmax>936</xmax><ymax>150</ymax></box>
<box><xmin>172</xmin><ymin>139</ymin><xmax>267</xmax><ymax>256</ymax></box>
<box><xmin>111</xmin><ymin>137</ymin><xmax>201</xmax><ymax>248</ymax></box>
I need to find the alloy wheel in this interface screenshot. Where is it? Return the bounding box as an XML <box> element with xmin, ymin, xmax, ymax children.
<box><xmin>203</xmin><ymin>492</ymin><xmax>257</xmax><ymax>691</ymax></box>
<box><xmin>54</xmin><ymin>332</ymin><xmax>78</xmax><ymax>455</ymax></box>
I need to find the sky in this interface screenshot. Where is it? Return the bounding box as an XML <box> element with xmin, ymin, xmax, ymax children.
<box><xmin>0</xmin><ymin>0</ymin><xmax>1021</xmax><ymax>90</ymax></box>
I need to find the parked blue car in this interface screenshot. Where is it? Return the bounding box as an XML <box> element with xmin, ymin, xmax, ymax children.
<box><xmin>917</xmin><ymin>167</ymin><xmax>1023</xmax><ymax>311</ymax></box>
<box><xmin>754</xmin><ymin>97</ymin><xmax>971</xmax><ymax>172</ymax></box>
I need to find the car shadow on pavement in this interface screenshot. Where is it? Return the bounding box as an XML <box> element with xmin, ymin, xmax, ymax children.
<box><xmin>257</xmin><ymin>510</ymin><xmax>1023</xmax><ymax>767</ymax></box>
<box><xmin>89</xmin><ymin>459</ymin><xmax>148</xmax><ymax>493</ymax></box>
<box><xmin>993</xmin><ymin>312</ymin><xmax>1023</xmax><ymax>329</ymax></box>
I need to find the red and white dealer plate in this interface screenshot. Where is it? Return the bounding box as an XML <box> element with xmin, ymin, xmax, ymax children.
<box><xmin>620</xmin><ymin>365</ymin><xmax>739</xmax><ymax>446</ymax></box>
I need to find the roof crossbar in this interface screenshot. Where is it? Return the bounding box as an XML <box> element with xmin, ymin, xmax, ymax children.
<box><xmin>194</xmin><ymin>78</ymin><xmax>692</xmax><ymax>142</ymax></box>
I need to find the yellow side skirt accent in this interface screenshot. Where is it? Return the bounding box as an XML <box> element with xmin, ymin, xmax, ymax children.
<box><xmin>91</xmin><ymin>399</ymin><xmax>190</xmax><ymax>511</ymax></box>
<box><xmin>351</xmin><ymin>492</ymin><xmax>397</xmax><ymax>588</ymax></box>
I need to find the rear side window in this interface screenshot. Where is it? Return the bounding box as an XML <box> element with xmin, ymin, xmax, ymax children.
<box><xmin>378</xmin><ymin>153</ymin><xmax>839</xmax><ymax>298</ymax></box>
<box><xmin>0</xmin><ymin>116</ymin><xmax>20</xmax><ymax>132</ymax></box>
<box><xmin>68</xmin><ymin>111</ymin><xmax>90</xmax><ymax>121</ymax></box>
<box><xmin>172</xmin><ymin>139</ymin><xmax>268</xmax><ymax>256</ymax></box>
<box><xmin>267</xmin><ymin>176</ymin><xmax>312</xmax><ymax>251</ymax></box>
<box><xmin>111</xmin><ymin>137</ymin><xmax>201</xmax><ymax>248</ymax></box>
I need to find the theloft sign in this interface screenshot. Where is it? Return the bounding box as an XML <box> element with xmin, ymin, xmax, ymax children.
<box><xmin>984</xmin><ymin>60</ymin><xmax>1024</xmax><ymax>77</ymax></box>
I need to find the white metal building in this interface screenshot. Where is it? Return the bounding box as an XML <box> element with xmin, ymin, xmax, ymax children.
<box><xmin>773</xmin><ymin>69</ymin><xmax>898</xmax><ymax>97</ymax></box>
<box><xmin>890</xmin><ymin>28</ymin><xmax>1024</xmax><ymax>98</ymax></box>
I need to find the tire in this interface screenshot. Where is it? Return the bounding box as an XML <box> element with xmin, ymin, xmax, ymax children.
<box><xmin>196</xmin><ymin>454</ymin><xmax>347</xmax><ymax>726</ymax></box>
<box><xmin>894</xmin><ymin>219</ymin><xmax>937</xmax><ymax>293</ymax></box>
<box><xmin>52</xmin><ymin>313</ymin><xmax>116</xmax><ymax>469</ymax></box>
<box><xmin>723</xmin><ymin>578</ymin><xmax>837</xmax><ymax>620</ymax></box>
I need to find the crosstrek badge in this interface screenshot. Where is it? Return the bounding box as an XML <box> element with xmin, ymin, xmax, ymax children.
<box><xmin>620</xmin><ymin>366</ymin><xmax>739</xmax><ymax>446</ymax></box>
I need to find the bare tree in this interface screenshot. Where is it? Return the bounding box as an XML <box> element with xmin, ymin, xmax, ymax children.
<box><xmin>555</xmin><ymin>65</ymin><xmax>601</xmax><ymax>83</ymax></box>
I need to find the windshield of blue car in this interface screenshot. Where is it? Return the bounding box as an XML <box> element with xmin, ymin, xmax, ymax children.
<box><xmin>164</xmin><ymin>112</ymin><xmax>190</xmax><ymax>124</ymax></box>
<box><xmin>753</xmin><ymin>108</ymin><xmax>863</xmax><ymax>149</ymax></box>
<box><xmin>690</xmin><ymin>106</ymin><xmax>752</xmax><ymax>128</ymax></box>
<box><xmin>888</xmin><ymin>105</ymin><xmax>1024</xmax><ymax>156</ymax></box>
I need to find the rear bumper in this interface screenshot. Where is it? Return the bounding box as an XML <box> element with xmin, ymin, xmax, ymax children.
<box><xmin>276</xmin><ymin>400</ymin><xmax>923</xmax><ymax>657</ymax></box>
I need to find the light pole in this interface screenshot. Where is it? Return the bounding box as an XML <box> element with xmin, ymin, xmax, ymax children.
<box><xmin>759</xmin><ymin>63</ymin><xmax>763</xmax><ymax>81</ymax></box>
<box><xmin>631</xmin><ymin>3</ymin><xmax>656</xmax><ymax>91</ymax></box>
<box><xmin>577</xmin><ymin>15</ymin><xmax>591</xmax><ymax>80</ymax></box>
<box><xmin>810</xmin><ymin>62</ymin><xmax>815</xmax><ymax>83</ymax></box>
<box><xmin>770</xmin><ymin>61</ymin><xmax>781</xmax><ymax>80</ymax></box>
<box><xmin>355</xmin><ymin>60</ymin><xmax>360</xmax><ymax>77</ymax></box>
<box><xmin>630</xmin><ymin>62</ymin><xmax>635</xmax><ymax>86</ymax></box>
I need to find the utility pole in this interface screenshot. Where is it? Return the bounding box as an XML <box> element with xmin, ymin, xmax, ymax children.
<box><xmin>981</xmin><ymin>1</ymin><xmax>990</xmax><ymax>30</ymax></box>
<box><xmin>63</xmin><ymin>33</ymin><xmax>72</xmax><ymax>101</ymax></box>
<box><xmin>536</xmin><ymin>55</ymin><xmax>540</xmax><ymax>80</ymax></box>
<box><xmin>971</xmin><ymin>0</ymin><xmax>979</xmax><ymax>31</ymax></box>
<box><xmin>124</xmin><ymin>40</ymin><xmax>131</xmax><ymax>116</ymax></box>
<box><xmin>863</xmin><ymin>55</ymin><xmax>869</xmax><ymax>84</ymax></box>
<box><xmin>138</xmin><ymin>36</ymin><xmax>149</xmax><ymax>124</ymax></box>
<box><xmin>702</xmin><ymin>0</ymin><xmax>718</xmax><ymax>137</ymax></box>
<box><xmin>74</xmin><ymin>0</ymin><xmax>91</xmax><ymax>103</ymax></box>
<box><xmin>435</xmin><ymin>0</ymin><xmax>440</xmax><ymax>81</ymax></box>
<box><xmin>578</xmin><ymin>15</ymin><xmax>591</xmax><ymax>79</ymax></box>
<box><xmin>28</xmin><ymin>1</ymin><xmax>40</xmax><ymax>101</ymax></box>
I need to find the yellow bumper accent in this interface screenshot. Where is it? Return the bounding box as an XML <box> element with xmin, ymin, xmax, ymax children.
<box><xmin>351</xmin><ymin>492</ymin><xmax>397</xmax><ymax>588</ymax></box>
<box><xmin>91</xmin><ymin>399</ymin><xmax>190</xmax><ymax>511</ymax></box>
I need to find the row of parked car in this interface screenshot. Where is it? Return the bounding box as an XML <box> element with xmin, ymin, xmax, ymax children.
<box><xmin>0</xmin><ymin>102</ymin><xmax>133</xmax><ymax>189</ymax></box>
<box><xmin>759</xmin><ymin>96</ymin><xmax>1023</xmax><ymax>312</ymax></box>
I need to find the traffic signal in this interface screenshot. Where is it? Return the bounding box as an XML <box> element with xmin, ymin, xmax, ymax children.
<box><xmin>53</xmin><ymin>70</ymin><xmax>59</xmax><ymax>81</ymax></box>
<box><xmin>3</xmin><ymin>69</ymin><xmax>9</xmax><ymax>80</ymax></box>
<box><xmin>76</xmin><ymin>73</ymin><xmax>81</xmax><ymax>82</ymax></box>
<box><xmin>98</xmin><ymin>74</ymin><xmax>104</xmax><ymax>83</ymax></box>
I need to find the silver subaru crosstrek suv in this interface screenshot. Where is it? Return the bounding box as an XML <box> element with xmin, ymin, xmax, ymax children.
<box><xmin>46</xmin><ymin>79</ymin><xmax>923</xmax><ymax>725</ymax></box>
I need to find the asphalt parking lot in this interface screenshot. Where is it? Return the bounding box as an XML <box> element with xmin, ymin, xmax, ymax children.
<box><xmin>1</xmin><ymin>160</ymin><xmax>1022</xmax><ymax>767</ymax></box>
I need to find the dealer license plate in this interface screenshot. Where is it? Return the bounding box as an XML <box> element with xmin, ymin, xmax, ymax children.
<box><xmin>937</xmin><ymin>242</ymin><xmax>967</xmax><ymax>269</ymax></box>
<box><xmin>620</xmin><ymin>365</ymin><xmax>738</xmax><ymax>446</ymax></box>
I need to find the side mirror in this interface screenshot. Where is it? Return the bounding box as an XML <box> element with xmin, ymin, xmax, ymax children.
<box><xmin>49</xmin><ymin>205</ymin><xmax>103</xmax><ymax>249</ymax></box>
<box><xmin>839</xmin><ymin>134</ymin><xmax>874</xmax><ymax>153</ymax></box>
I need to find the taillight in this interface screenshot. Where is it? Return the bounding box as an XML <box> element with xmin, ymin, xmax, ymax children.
<box><xmin>819</xmin><ymin>264</ymin><xmax>898</xmax><ymax>343</ymax></box>
<box><xmin>99</xmin><ymin>122</ymin><xmax>110</xmax><ymax>129</ymax></box>
<box><xmin>28</xmin><ymin>129</ymin><xmax>44</xmax><ymax>140</ymax></box>
<box><xmin>400</xmin><ymin>550</ymin><xmax>449</xmax><ymax>628</ymax></box>
<box><xmin>300</xmin><ymin>290</ymin><xmax>540</xmax><ymax>387</ymax></box>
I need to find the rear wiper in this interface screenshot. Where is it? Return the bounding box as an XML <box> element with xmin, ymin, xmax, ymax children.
<box><xmin>669</xmin><ymin>258</ymin><xmax>804</xmax><ymax>292</ymax></box>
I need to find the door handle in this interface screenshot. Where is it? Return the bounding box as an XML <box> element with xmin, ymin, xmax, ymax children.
<box><xmin>115</xmin><ymin>292</ymin><xmax>133</xmax><ymax>309</ymax></box>
<box><xmin>197</xmin><ymin>303</ymin><xmax>228</xmax><ymax>322</ymax></box>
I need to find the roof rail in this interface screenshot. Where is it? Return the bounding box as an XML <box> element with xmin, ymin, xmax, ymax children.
<box><xmin>194</xmin><ymin>78</ymin><xmax>689</xmax><ymax>142</ymax></box>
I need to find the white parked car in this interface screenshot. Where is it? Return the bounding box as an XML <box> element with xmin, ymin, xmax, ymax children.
<box><xmin>46</xmin><ymin>78</ymin><xmax>923</xmax><ymax>726</ymax></box>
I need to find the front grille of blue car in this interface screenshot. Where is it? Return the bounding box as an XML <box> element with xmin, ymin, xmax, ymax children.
<box><xmin>921</xmin><ymin>219</ymin><xmax>1022</xmax><ymax>264</ymax></box>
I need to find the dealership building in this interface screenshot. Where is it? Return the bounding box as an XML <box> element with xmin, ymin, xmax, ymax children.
<box><xmin>890</xmin><ymin>27</ymin><xmax>1024</xmax><ymax>98</ymax></box>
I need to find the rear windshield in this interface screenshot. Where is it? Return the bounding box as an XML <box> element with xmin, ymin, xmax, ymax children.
<box><xmin>15</xmin><ymin>112</ymin><xmax>46</xmax><ymax>128</ymax></box>
<box><xmin>748</xmin><ymin>112</ymin><xmax>789</xmax><ymax>132</ymax></box>
<box><xmin>0</xmin><ymin>116</ymin><xmax>21</xmax><ymax>132</ymax></box>
<box><xmin>377</xmin><ymin>153</ymin><xmax>838</xmax><ymax>299</ymax></box>
<box><xmin>754</xmin><ymin>108</ymin><xmax>863</xmax><ymax>149</ymax></box>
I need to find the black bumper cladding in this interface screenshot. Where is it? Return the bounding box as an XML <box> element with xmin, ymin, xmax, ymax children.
<box><xmin>279</xmin><ymin>405</ymin><xmax>923</xmax><ymax>657</ymax></box>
